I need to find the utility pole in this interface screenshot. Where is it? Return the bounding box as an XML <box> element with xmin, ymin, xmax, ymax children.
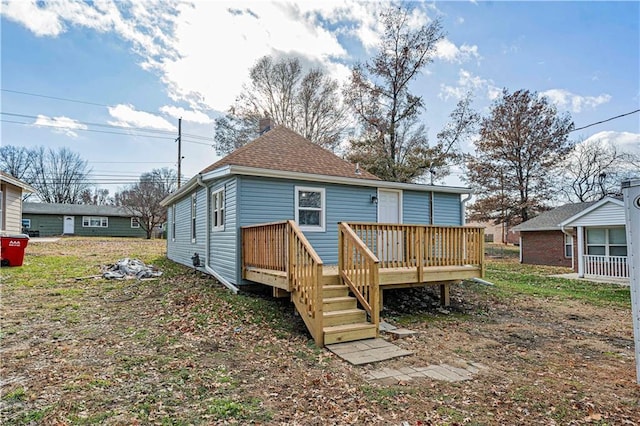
<box><xmin>177</xmin><ymin>117</ymin><xmax>182</xmax><ymax>188</ymax></box>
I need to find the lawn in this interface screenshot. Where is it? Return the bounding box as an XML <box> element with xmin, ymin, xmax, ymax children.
<box><xmin>1</xmin><ymin>238</ymin><xmax>638</xmax><ymax>425</ymax></box>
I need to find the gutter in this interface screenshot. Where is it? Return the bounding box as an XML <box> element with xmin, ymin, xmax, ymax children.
<box><xmin>560</xmin><ymin>224</ymin><xmax>575</xmax><ymax>271</ymax></box>
<box><xmin>196</xmin><ymin>174</ymin><xmax>239</xmax><ymax>294</ymax></box>
<box><xmin>461</xmin><ymin>193</ymin><xmax>472</xmax><ymax>225</ymax></box>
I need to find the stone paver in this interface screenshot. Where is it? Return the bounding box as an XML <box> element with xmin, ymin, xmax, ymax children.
<box><xmin>326</xmin><ymin>338</ymin><xmax>413</xmax><ymax>365</ymax></box>
<box><xmin>363</xmin><ymin>361</ymin><xmax>487</xmax><ymax>383</ymax></box>
<box><xmin>386</xmin><ymin>328</ymin><xmax>418</xmax><ymax>339</ymax></box>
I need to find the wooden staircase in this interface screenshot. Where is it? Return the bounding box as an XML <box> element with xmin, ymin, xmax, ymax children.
<box><xmin>321</xmin><ymin>282</ymin><xmax>377</xmax><ymax>344</ymax></box>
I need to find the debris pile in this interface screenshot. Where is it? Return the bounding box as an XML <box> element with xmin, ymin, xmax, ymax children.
<box><xmin>102</xmin><ymin>258</ymin><xmax>162</xmax><ymax>280</ymax></box>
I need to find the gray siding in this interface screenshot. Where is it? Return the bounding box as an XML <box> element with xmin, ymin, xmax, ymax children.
<box><xmin>403</xmin><ymin>190</ymin><xmax>431</xmax><ymax>225</ymax></box>
<box><xmin>238</xmin><ymin>176</ymin><xmax>377</xmax><ymax>264</ymax></box>
<box><xmin>166</xmin><ymin>186</ymin><xmax>207</xmax><ymax>268</ymax></box>
<box><xmin>209</xmin><ymin>178</ymin><xmax>238</xmax><ymax>284</ymax></box>
<box><xmin>433</xmin><ymin>193</ymin><xmax>462</xmax><ymax>225</ymax></box>
<box><xmin>22</xmin><ymin>214</ymin><xmax>146</xmax><ymax>237</ymax></box>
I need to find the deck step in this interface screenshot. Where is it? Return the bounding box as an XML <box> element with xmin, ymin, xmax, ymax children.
<box><xmin>322</xmin><ymin>273</ymin><xmax>341</xmax><ymax>286</ymax></box>
<box><xmin>323</xmin><ymin>296</ymin><xmax>357</xmax><ymax>311</ymax></box>
<box><xmin>323</xmin><ymin>322</ymin><xmax>377</xmax><ymax>345</ymax></box>
<box><xmin>322</xmin><ymin>285</ymin><xmax>350</xmax><ymax>298</ymax></box>
<box><xmin>323</xmin><ymin>308</ymin><xmax>366</xmax><ymax>326</ymax></box>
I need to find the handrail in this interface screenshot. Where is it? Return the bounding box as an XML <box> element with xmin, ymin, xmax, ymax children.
<box><xmin>241</xmin><ymin>220</ymin><xmax>324</xmax><ymax>345</ymax></box>
<box><xmin>347</xmin><ymin>223</ymin><xmax>484</xmax><ymax>278</ymax></box>
<box><xmin>583</xmin><ymin>254</ymin><xmax>629</xmax><ymax>278</ymax></box>
<box><xmin>338</xmin><ymin>222</ymin><xmax>380</xmax><ymax>329</ymax></box>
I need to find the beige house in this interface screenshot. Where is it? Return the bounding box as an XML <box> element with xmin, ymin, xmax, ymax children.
<box><xmin>0</xmin><ymin>171</ymin><xmax>36</xmax><ymax>234</ymax></box>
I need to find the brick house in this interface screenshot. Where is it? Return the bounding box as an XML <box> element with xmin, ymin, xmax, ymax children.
<box><xmin>512</xmin><ymin>197</ymin><xmax>629</xmax><ymax>279</ymax></box>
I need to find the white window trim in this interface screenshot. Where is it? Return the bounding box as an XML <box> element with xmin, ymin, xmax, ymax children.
<box><xmin>294</xmin><ymin>186</ymin><xmax>325</xmax><ymax>232</ymax></box>
<box><xmin>211</xmin><ymin>187</ymin><xmax>225</xmax><ymax>232</ymax></box>
<box><xmin>564</xmin><ymin>234</ymin><xmax>573</xmax><ymax>259</ymax></box>
<box><xmin>22</xmin><ymin>218</ymin><xmax>31</xmax><ymax>229</ymax></box>
<box><xmin>131</xmin><ymin>217</ymin><xmax>140</xmax><ymax>228</ymax></box>
<box><xmin>171</xmin><ymin>204</ymin><xmax>176</xmax><ymax>242</ymax></box>
<box><xmin>82</xmin><ymin>216</ymin><xmax>108</xmax><ymax>228</ymax></box>
<box><xmin>191</xmin><ymin>193</ymin><xmax>197</xmax><ymax>243</ymax></box>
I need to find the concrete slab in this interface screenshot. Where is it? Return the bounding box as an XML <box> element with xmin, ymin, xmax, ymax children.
<box><xmin>364</xmin><ymin>361</ymin><xmax>486</xmax><ymax>383</ymax></box>
<box><xmin>326</xmin><ymin>338</ymin><xmax>413</xmax><ymax>365</ymax></box>
<box><xmin>378</xmin><ymin>321</ymin><xmax>398</xmax><ymax>332</ymax></box>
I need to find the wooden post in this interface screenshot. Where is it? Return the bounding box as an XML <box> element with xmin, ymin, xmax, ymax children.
<box><xmin>440</xmin><ymin>283</ymin><xmax>450</xmax><ymax>307</ymax></box>
<box><xmin>371</xmin><ymin>263</ymin><xmax>380</xmax><ymax>337</ymax></box>
<box><xmin>315</xmin><ymin>263</ymin><xmax>324</xmax><ymax>346</ymax></box>
<box><xmin>338</xmin><ymin>223</ymin><xmax>344</xmax><ymax>274</ymax></box>
<box><xmin>480</xmin><ymin>228</ymin><xmax>486</xmax><ymax>278</ymax></box>
<box><xmin>417</xmin><ymin>227</ymin><xmax>424</xmax><ymax>283</ymax></box>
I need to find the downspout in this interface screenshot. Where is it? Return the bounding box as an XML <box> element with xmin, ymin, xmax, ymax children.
<box><xmin>197</xmin><ymin>174</ymin><xmax>239</xmax><ymax>294</ymax></box>
<box><xmin>560</xmin><ymin>225</ymin><xmax>575</xmax><ymax>271</ymax></box>
<box><xmin>461</xmin><ymin>193</ymin><xmax>472</xmax><ymax>225</ymax></box>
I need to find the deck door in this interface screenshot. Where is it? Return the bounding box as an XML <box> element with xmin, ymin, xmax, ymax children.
<box><xmin>377</xmin><ymin>189</ymin><xmax>403</xmax><ymax>263</ymax></box>
<box><xmin>63</xmin><ymin>216</ymin><xmax>75</xmax><ymax>234</ymax></box>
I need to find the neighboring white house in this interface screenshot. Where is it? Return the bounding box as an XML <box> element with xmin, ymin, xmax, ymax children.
<box><xmin>0</xmin><ymin>171</ymin><xmax>36</xmax><ymax>234</ymax></box>
<box><xmin>559</xmin><ymin>197</ymin><xmax>629</xmax><ymax>279</ymax></box>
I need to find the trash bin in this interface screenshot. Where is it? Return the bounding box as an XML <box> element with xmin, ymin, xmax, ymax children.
<box><xmin>0</xmin><ymin>234</ymin><xmax>29</xmax><ymax>267</ymax></box>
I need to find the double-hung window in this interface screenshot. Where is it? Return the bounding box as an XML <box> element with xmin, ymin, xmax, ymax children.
<box><xmin>211</xmin><ymin>188</ymin><xmax>225</xmax><ymax>231</ymax></box>
<box><xmin>295</xmin><ymin>186</ymin><xmax>325</xmax><ymax>232</ymax></box>
<box><xmin>131</xmin><ymin>217</ymin><xmax>140</xmax><ymax>228</ymax></box>
<box><xmin>191</xmin><ymin>194</ymin><xmax>197</xmax><ymax>243</ymax></box>
<box><xmin>564</xmin><ymin>234</ymin><xmax>573</xmax><ymax>258</ymax></box>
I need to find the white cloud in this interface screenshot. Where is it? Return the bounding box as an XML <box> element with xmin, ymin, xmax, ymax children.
<box><xmin>439</xmin><ymin>69</ymin><xmax>500</xmax><ymax>101</ymax></box>
<box><xmin>540</xmin><ymin>89</ymin><xmax>611</xmax><ymax>113</ymax></box>
<box><xmin>435</xmin><ymin>39</ymin><xmax>480</xmax><ymax>63</ymax></box>
<box><xmin>582</xmin><ymin>131</ymin><xmax>640</xmax><ymax>156</ymax></box>
<box><xmin>108</xmin><ymin>104</ymin><xmax>176</xmax><ymax>131</ymax></box>
<box><xmin>160</xmin><ymin>106</ymin><xmax>213</xmax><ymax>125</ymax></box>
<box><xmin>33</xmin><ymin>114</ymin><xmax>87</xmax><ymax>137</ymax></box>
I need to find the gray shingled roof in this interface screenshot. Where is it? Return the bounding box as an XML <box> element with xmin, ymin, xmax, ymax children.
<box><xmin>512</xmin><ymin>201</ymin><xmax>598</xmax><ymax>231</ymax></box>
<box><xmin>23</xmin><ymin>203</ymin><xmax>140</xmax><ymax>217</ymax></box>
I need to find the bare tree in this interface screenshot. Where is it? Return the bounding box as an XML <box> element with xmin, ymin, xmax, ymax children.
<box><xmin>115</xmin><ymin>168</ymin><xmax>177</xmax><ymax>239</ymax></box>
<box><xmin>343</xmin><ymin>6</ymin><xmax>460</xmax><ymax>183</ymax></box>
<box><xmin>557</xmin><ymin>138</ymin><xmax>640</xmax><ymax>202</ymax></box>
<box><xmin>80</xmin><ymin>188</ymin><xmax>112</xmax><ymax>205</ymax></box>
<box><xmin>30</xmin><ymin>147</ymin><xmax>92</xmax><ymax>203</ymax></box>
<box><xmin>0</xmin><ymin>145</ymin><xmax>34</xmax><ymax>180</ymax></box>
<box><xmin>214</xmin><ymin>56</ymin><xmax>350</xmax><ymax>154</ymax></box>
<box><xmin>466</xmin><ymin>89</ymin><xmax>574</xmax><ymax>224</ymax></box>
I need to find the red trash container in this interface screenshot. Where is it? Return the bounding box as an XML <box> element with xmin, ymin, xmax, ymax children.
<box><xmin>0</xmin><ymin>234</ymin><xmax>30</xmax><ymax>267</ymax></box>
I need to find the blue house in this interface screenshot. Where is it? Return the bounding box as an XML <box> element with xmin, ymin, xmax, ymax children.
<box><xmin>161</xmin><ymin>124</ymin><xmax>484</xmax><ymax>346</ymax></box>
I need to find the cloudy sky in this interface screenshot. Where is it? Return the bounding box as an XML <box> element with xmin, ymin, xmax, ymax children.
<box><xmin>1</xmin><ymin>0</ymin><xmax>638</xmax><ymax>192</ymax></box>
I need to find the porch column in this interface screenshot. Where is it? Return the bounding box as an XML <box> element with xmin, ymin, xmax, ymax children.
<box><xmin>577</xmin><ymin>225</ymin><xmax>585</xmax><ymax>277</ymax></box>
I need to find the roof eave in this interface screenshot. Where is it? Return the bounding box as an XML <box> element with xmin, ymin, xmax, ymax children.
<box><xmin>210</xmin><ymin>165</ymin><xmax>472</xmax><ymax>194</ymax></box>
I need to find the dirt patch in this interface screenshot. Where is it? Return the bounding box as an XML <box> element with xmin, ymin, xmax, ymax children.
<box><xmin>1</xmin><ymin>238</ymin><xmax>639</xmax><ymax>424</ymax></box>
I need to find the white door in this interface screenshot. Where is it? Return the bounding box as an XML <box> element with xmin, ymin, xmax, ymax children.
<box><xmin>63</xmin><ymin>216</ymin><xmax>75</xmax><ymax>234</ymax></box>
<box><xmin>377</xmin><ymin>190</ymin><xmax>403</xmax><ymax>262</ymax></box>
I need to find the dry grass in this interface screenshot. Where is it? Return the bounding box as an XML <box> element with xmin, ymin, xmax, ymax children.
<box><xmin>1</xmin><ymin>237</ymin><xmax>638</xmax><ymax>425</ymax></box>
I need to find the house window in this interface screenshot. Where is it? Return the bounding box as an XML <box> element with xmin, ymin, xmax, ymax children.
<box><xmin>22</xmin><ymin>219</ymin><xmax>31</xmax><ymax>229</ymax></box>
<box><xmin>171</xmin><ymin>204</ymin><xmax>176</xmax><ymax>241</ymax></box>
<box><xmin>191</xmin><ymin>193</ymin><xmax>197</xmax><ymax>243</ymax></box>
<box><xmin>295</xmin><ymin>186</ymin><xmax>325</xmax><ymax>232</ymax></box>
<box><xmin>564</xmin><ymin>234</ymin><xmax>573</xmax><ymax>258</ymax></box>
<box><xmin>82</xmin><ymin>216</ymin><xmax>108</xmax><ymax>228</ymax></box>
<box><xmin>131</xmin><ymin>217</ymin><xmax>140</xmax><ymax>228</ymax></box>
<box><xmin>586</xmin><ymin>227</ymin><xmax>627</xmax><ymax>257</ymax></box>
<box><xmin>211</xmin><ymin>188</ymin><xmax>225</xmax><ymax>231</ymax></box>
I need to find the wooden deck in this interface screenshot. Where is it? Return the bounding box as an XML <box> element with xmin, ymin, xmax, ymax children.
<box><xmin>242</xmin><ymin>221</ymin><xmax>484</xmax><ymax>346</ymax></box>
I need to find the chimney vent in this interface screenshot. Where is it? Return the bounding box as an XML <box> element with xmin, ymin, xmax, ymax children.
<box><xmin>355</xmin><ymin>162</ymin><xmax>361</xmax><ymax>175</ymax></box>
<box><xmin>259</xmin><ymin>117</ymin><xmax>272</xmax><ymax>135</ymax></box>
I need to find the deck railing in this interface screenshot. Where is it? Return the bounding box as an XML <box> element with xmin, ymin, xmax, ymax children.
<box><xmin>347</xmin><ymin>223</ymin><xmax>484</xmax><ymax>279</ymax></box>
<box><xmin>338</xmin><ymin>223</ymin><xmax>380</xmax><ymax>328</ymax></box>
<box><xmin>241</xmin><ymin>220</ymin><xmax>324</xmax><ymax>345</ymax></box>
<box><xmin>583</xmin><ymin>254</ymin><xmax>629</xmax><ymax>278</ymax></box>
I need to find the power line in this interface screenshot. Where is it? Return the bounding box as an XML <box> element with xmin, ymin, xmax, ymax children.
<box><xmin>1</xmin><ymin>119</ymin><xmax>214</xmax><ymax>146</ymax></box>
<box><xmin>571</xmin><ymin>109</ymin><xmax>640</xmax><ymax>133</ymax></box>
<box><xmin>1</xmin><ymin>88</ymin><xmax>110</xmax><ymax>107</ymax></box>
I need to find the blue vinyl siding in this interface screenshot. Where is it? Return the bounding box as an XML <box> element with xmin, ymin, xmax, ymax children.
<box><xmin>403</xmin><ymin>190</ymin><xmax>431</xmax><ymax>225</ymax></box>
<box><xmin>238</xmin><ymin>176</ymin><xmax>377</xmax><ymax>264</ymax></box>
<box><xmin>166</xmin><ymin>186</ymin><xmax>207</xmax><ymax>268</ymax></box>
<box><xmin>433</xmin><ymin>192</ymin><xmax>462</xmax><ymax>225</ymax></box>
<box><xmin>209</xmin><ymin>178</ymin><xmax>238</xmax><ymax>284</ymax></box>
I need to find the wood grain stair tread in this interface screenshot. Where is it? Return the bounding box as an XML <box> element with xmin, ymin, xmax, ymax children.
<box><xmin>323</xmin><ymin>322</ymin><xmax>377</xmax><ymax>333</ymax></box>
<box><xmin>323</xmin><ymin>308</ymin><xmax>365</xmax><ymax>317</ymax></box>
